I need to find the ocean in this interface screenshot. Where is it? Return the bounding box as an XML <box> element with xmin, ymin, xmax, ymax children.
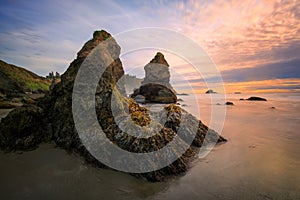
<box><xmin>0</xmin><ymin>93</ymin><xmax>299</xmax><ymax>200</ymax></box>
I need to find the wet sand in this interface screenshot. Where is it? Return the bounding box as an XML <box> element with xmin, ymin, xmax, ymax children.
<box><xmin>0</xmin><ymin>93</ymin><xmax>299</xmax><ymax>199</ymax></box>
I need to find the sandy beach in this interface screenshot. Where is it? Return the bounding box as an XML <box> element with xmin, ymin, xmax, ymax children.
<box><xmin>0</xmin><ymin>93</ymin><xmax>299</xmax><ymax>200</ymax></box>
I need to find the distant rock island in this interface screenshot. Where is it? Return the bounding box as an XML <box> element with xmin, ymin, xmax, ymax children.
<box><xmin>205</xmin><ymin>89</ymin><xmax>217</xmax><ymax>94</ymax></box>
<box><xmin>131</xmin><ymin>52</ymin><xmax>177</xmax><ymax>103</ymax></box>
<box><xmin>177</xmin><ymin>93</ymin><xmax>189</xmax><ymax>96</ymax></box>
<box><xmin>0</xmin><ymin>30</ymin><xmax>226</xmax><ymax>182</ymax></box>
<box><xmin>247</xmin><ymin>96</ymin><xmax>267</xmax><ymax>101</ymax></box>
<box><xmin>239</xmin><ymin>96</ymin><xmax>267</xmax><ymax>101</ymax></box>
<box><xmin>225</xmin><ymin>101</ymin><xmax>234</xmax><ymax>105</ymax></box>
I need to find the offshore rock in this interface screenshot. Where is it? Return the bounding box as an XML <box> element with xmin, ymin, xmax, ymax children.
<box><xmin>205</xmin><ymin>89</ymin><xmax>217</xmax><ymax>94</ymax></box>
<box><xmin>131</xmin><ymin>83</ymin><xmax>177</xmax><ymax>103</ymax></box>
<box><xmin>246</xmin><ymin>96</ymin><xmax>267</xmax><ymax>101</ymax></box>
<box><xmin>131</xmin><ymin>52</ymin><xmax>177</xmax><ymax>103</ymax></box>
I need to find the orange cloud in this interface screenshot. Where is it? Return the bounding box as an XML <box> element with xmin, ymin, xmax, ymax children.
<box><xmin>221</xmin><ymin>78</ymin><xmax>300</xmax><ymax>93</ymax></box>
<box><xmin>174</xmin><ymin>0</ymin><xmax>300</xmax><ymax>71</ymax></box>
<box><xmin>170</xmin><ymin>77</ymin><xmax>300</xmax><ymax>94</ymax></box>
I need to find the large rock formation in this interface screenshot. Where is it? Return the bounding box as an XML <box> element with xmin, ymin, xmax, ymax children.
<box><xmin>131</xmin><ymin>83</ymin><xmax>177</xmax><ymax>103</ymax></box>
<box><xmin>131</xmin><ymin>52</ymin><xmax>177</xmax><ymax>103</ymax></box>
<box><xmin>0</xmin><ymin>30</ymin><xmax>226</xmax><ymax>182</ymax></box>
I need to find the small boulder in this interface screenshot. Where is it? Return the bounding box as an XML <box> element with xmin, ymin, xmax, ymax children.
<box><xmin>225</xmin><ymin>101</ymin><xmax>234</xmax><ymax>105</ymax></box>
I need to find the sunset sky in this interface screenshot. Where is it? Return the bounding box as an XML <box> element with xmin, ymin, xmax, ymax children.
<box><xmin>0</xmin><ymin>0</ymin><xmax>299</xmax><ymax>93</ymax></box>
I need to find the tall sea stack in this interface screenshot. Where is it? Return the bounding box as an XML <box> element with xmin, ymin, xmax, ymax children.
<box><xmin>142</xmin><ymin>52</ymin><xmax>175</xmax><ymax>92</ymax></box>
<box><xmin>131</xmin><ymin>52</ymin><xmax>177</xmax><ymax>103</ymax></box>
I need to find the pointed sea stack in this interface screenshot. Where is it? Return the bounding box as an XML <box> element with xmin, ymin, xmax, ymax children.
<box><xmin>142</xmin><ymin>52</ymin><xmax>175</xmax><ymax>92</ymax></box>
<box><xmin>131</xmin><ymin>52</ymin><xmax>177</xmax><ymax>103</ymax></box>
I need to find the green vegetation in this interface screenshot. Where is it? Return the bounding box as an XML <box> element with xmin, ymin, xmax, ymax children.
<box><xmin>93</xmin><ymin>30</ymin><xmax>110</xmax><ymax>40</ymax></box>
<box><xmin>164</xmin><ymin>104</ymin><xmax>181</xmax><ymax>113</ymax></box>
<box><xmin>0</xmin><ymin>60</ymin><xmax>51</xmax><ymax>92</ymax></box>
<box><xmin>26</xmin><ymin>81</ymin><xmax>50</xmax><ymax>91</ymax></box>
<box><xmin>127</xmin><ymin>98</ymin><xmax>151</xmax><ymax>126</ymax></box>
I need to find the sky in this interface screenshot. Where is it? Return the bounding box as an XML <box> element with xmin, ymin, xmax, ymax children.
<box><xmin>0</xmin><ymin>0</ymin><xmax>299</xmax><ymax>93</ymax></box>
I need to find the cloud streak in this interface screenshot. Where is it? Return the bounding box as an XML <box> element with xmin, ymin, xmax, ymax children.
<box><xmin>0</xmin><ymin>0</ymin><xmax>299</xmax><ymax>93</ymax></box>
<box><xmin>221</xmin><ymin>58</ymin><xmax>300</xmax><ymax>82</ymax></box>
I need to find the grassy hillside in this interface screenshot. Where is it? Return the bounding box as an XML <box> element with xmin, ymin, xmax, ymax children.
<box><xmin>0</xmin><ymin>60</ymin><xmax>51</xmax><ymax>94</ymax></box>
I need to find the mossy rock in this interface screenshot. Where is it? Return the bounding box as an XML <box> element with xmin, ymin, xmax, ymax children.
<box><xmin>131</xmin><ymin>83</ymin><xmax>177</xmax><ymax>103</ymax></box>
<box><xmin>0</xmin><ymin>105</ymin><xmax>50</xmax><ymax>151</ymax></box>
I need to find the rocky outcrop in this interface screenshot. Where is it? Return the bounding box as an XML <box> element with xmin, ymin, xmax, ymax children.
<box><xmin>246</xmin><ymin>96</ymin><xmax>267</xmax><ymax>101</ymax></box>
<box><xmin>49</xmin><ymin>78</ymin><xmax>60</xmax><ymax>90</ymax></box>
<box><xmin>0</xmin><ymin>105</ymin><xmax>50</xmax><ymax>152</ymax></box>
<box><xmin>131</xmin><ymin>83</ymin><xmax>177</xmax><ymax>103</ymax></box>
<box><xmin>142</xmin><ymin>52</ymin><xmax>175</xmax><ymax>92</ymax></box>
<box><xmin>225</xmin><ymin>101</ymin><xmax>234</xmax><ymax>105</ymax></box>
<box><xmin>131</xmin><ymin>52</ymin><xmax>177</xmax><ymax>103</ymax></box>
<box><xmin>205</xmin><ymin>89</ymin><xmax>217</xmax><ymax>94</ymax></box>
<box><xmin>0</xmin><ymin>101</ymin><xmax>21</xmax><ymax>109</ymax></box>
<box><xmin>0</xmin><ymin>30</ymin><xmax>226</xmax><ymax>182</ymax></box>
